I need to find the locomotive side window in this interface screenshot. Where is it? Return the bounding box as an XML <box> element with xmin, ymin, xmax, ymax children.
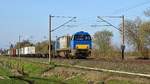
<box><xmin>85</xmin><ymin>35</ymin><xmax>91</xmax><ymax>40</ymax></box>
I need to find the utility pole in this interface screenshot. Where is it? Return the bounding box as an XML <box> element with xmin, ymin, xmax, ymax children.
<box><xmin>48</xmin><ymin>15</ymin><xmax>76</xmax><ymax>63</ymax></box>
<box><xmin>49</xmin><ymin>15</ymin><xmax>52</xmax><ymax>63</ymax></box>
<box><xmin>19</xmin><ymin>35</ymin><xmax>21</xmax><ymax>64</ymax></box>
<box><xmin>122</xmin><ymin>15</ymin><xmax>125</xmax><ymax>45</ymax></box>
<box><xmin>121</xmin><ymin>15</ymin><xmax>125</xmax><ymax>60</ymax></box>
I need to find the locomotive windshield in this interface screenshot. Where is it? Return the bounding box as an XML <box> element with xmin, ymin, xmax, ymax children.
<box><xmin>74</xmin><ymin>34</ymin><xmax>91</xmax><ymax>41</ymax></box>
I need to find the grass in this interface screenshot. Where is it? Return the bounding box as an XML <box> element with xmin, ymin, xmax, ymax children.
<box><xmin>0</xmin><ymin>66</ymin><xmax>11</xmax><ymax>76</ymax></box>
<box><xmin>23</xmin><ymin>76</ymin><xmax>64</xmax><ymax>84</ymax></box>
<box><xmin>21</xmin><ymin>62</ymin><xmax>49</xmax><ymax>76</ymax></box>
<box><xmin>0</xmin><ymin>56</ymin><xmax>66</xmax><ymax>84</ymax></box>
<box><xmin>0</xmin><ymin>56</ymin><xmax>150</xmax><ymax>84</ymax></box>
<box><xmin>0</xmin><ymin>79</ymin><xmax>27</xmax><ymax>84</ymax></box>
<box><xmin>0</xmin><ymin>57</ymin><xmax>88</xmax><ymax>84</ymax></box>
<box><xmin>107</xmin><ymin>79</ymin><xmax>137</xmax><ymax>84</ymax></box>
<box><xmin>2</xmin><ymin>58</ymin><xmax>50</xmax><ymax>77</ymax></box>
<box><xmin>65</xmin><ymin>76</ymin><xmax>88</xmax><ymax>84</ymax></box>
<box><xmin>0</xmin><ymin>77</ymin><xmax>63</xmax><ymax>84</ymax></box>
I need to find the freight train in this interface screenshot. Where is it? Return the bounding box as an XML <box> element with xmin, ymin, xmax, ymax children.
<box><xmin>7</xmin><ymin>31</ymin><xmax>92</xmax><ymax>58</ymax></box>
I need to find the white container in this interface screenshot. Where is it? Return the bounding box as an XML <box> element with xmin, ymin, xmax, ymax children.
<box><xmin>20</xmin><ymin>48</ymin><xmax>24</xmax><ymax>55</ymax></box>
<box><xmin>7</xmin><ymin>50</ymin><xmax>10</xmax><ymax>55</ymax></box>
<box><xmin>16</xmin><ymin>49</ymin><xmax>18</xmax><ymax>55</ymax></box>
<box><xmin>59</xmin><ymin>36</ymin><xmax>71</xmax><ymax>49</ymax></box>
<box><xmin>24</xmin><ymin>46</ymin><xmax>35</xmax><ymax>54</ymax></box>
<box><xmin>16</xmin><ymin>48</ymin><xmax>23</xmax><ymax>55</ymax></box>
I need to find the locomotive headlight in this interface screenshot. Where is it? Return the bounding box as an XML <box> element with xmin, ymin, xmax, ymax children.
<box><xmin>76</xmin><ymin>44</ymin><xmax>89</xmax><ymax>49</ymax></box>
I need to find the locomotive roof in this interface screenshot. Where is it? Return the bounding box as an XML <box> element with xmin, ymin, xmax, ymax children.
<box><xmin>56</xmin><ymin>31</ymin><xmax>90</xmax><ymax>40</ymax></box>
<box><xmin>74</xmin><ymin>31</ymin><xmax>90</xmax><ymax>35</ymax></box>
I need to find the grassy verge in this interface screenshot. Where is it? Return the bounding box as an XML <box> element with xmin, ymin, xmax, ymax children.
<box><xmin>0</xmin><ymin>57</ymin><xmax>63</xmax><ymax>84</ymax></box>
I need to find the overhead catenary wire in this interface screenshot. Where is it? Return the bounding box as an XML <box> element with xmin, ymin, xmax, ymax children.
<box><xmin>97</xmin><ymin>16</ymin><xmax>121</xmax><ymax>31</ymax></box>
<box><xmin>51</xmin><ymin>17</ymin><xmax>76</xmax><ymax>32</ymax></box>
<box><xmin>52</xmin><ymin>24</ymin><xmax>79</xmax><ymax>38</ymax></box>
<box><xmin>51</xmin><ymin>17</ymin><xmax>96</xmax><ymax>37</ymax></box>
<box><xmin>113</xmin><ymin>0</ymin><xmax>150</xmax><ymax>14</ymax></box>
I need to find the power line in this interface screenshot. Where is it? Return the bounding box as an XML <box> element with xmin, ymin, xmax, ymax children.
<box><xmin>90</xmin><ymin>25</ymin><xmax>111</xmax><ymax>27</ymax></box>
<box><xmin>51</xmin><ymin>17</ymin><xmax>76</xmax><ymax>32</ymax></box>
<box><xmin>51</xmin><ymin>16</ymin><xmax>75</xmax><ymax>18</ymax></box>
<box><xmin>113</xmin><ymin>0</ymin><xmax>150</xmax><ymax>14</ymax></box>
<box><xmin>97</xmin><ymin>16</ymin><xmax>121</xmax><ymax>31</ymax></box>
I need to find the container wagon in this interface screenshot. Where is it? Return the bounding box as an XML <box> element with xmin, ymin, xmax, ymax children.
<box><xmin>8</xmin><ymin>48</ymin><xmax>16</xmax><ymax>57</ymax></box>
<box><xmin>15</xmin><ymin>46</ymin><xmax>36</xmax><ymax>57</ymax></box>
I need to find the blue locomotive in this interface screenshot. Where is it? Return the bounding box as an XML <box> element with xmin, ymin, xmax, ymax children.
<box><xmin>56</xmin><ymin>31</ymin><xmax>92</xmax><ymax>58</ymax></box>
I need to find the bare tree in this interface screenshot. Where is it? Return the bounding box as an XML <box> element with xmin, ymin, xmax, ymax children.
<box><xmin>35</xmin><ymin>40</ymin><xmax>55</xmax><ymax>54</ymax></box>
<box><xmin>15</xmin><ymin>40</ymin><xmax>34</xmax><ymax>48</ymax></box>
<box><xmin>124</xmin><ymin>17</ymin><xmax>150</xmax><ymax>58</ymax></box>
<box><xmin>93</xmin><ymin>30</ymin><xmax>113</xmax><ymax>57</ymax></box>
<box><xmin>140</xmin><ymin>22</ymin><xmax>150</xmax><ymax>58</ymax></box>
<box><xmin>124</xmin><ymin>17</ymin><xmax>142</xmax><ymax>51</ymax></box>
<box><xmin>144</xmin><ymin>8</ymin><xmax>150</xmax><ymax>17</ymax></box>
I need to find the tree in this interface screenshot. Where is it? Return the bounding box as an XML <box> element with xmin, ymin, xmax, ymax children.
<box><xmin>93</xmin><ymin>30</ymin><xmax>113</xmax><ymax>57</ymax></box>
<box><xmin>124</xmin><ymin>17</ymin><xmax>150</xmax><ymax>58</ymax></box>
<box><xmin>124</xmin><ymin>17</ymin><xmax>142</xmax><ymax>51</ymax></box>
<box><xmin>139</xmin><ymin>22</ymin><xmax>150</xmax><ymax>58</ymax></box>
<box><xmin>35</xmin><ymin>41</ymin><xmax>49</xmax><ymax>54</ymax></box>
<box><xmin>144</xmin><ymin>8</ymin><xmax>150</xmax><ymax>17</ymax></box>
<box><xmin>0</xmin><ymin>48</ymin><xmax>2</xmax><ymax>55</ymax></box>
<box><xmin>140</xmin><ymin>22</ymin><xmax>150</xmax><ymax>46</ymax></box>
<box><xmin>15</xmin><ymin>40</ymin><xmax>34</xmax><ymax>48</ymax></box>
<box><xmin>35</xmin><ymin>40</ymin><xmax>55</xmax><ymax>54</ymax></box>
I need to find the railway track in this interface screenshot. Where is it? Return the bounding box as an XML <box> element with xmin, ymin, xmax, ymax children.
<box><xmin>15</xmin><ymin>56</ymin><xmax>150</xmax><ymax>65</ymax></box>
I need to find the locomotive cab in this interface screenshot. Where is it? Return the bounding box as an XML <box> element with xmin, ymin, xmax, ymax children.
<box><xmin>70</xmin><ymin>31</ymin><xmax>92</xmax><ymax>58</ymax></box>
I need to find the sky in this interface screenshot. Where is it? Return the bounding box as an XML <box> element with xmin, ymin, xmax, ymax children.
<box><xmin>0</xmin><ymin>0</ymin><xmax>150</xmax><ymax>49</ymax></box>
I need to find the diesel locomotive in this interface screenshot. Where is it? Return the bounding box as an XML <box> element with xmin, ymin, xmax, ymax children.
<box><xmin>55</xmin><ymin>31</ymin><xmax>92</xmax><ymax>58</ymax></box>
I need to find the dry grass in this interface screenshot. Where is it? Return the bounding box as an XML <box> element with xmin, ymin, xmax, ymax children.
<box><xmin>42</xmin><ymin>66</ymin><xmax>150</xmax><ymax>84</ymax></box>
